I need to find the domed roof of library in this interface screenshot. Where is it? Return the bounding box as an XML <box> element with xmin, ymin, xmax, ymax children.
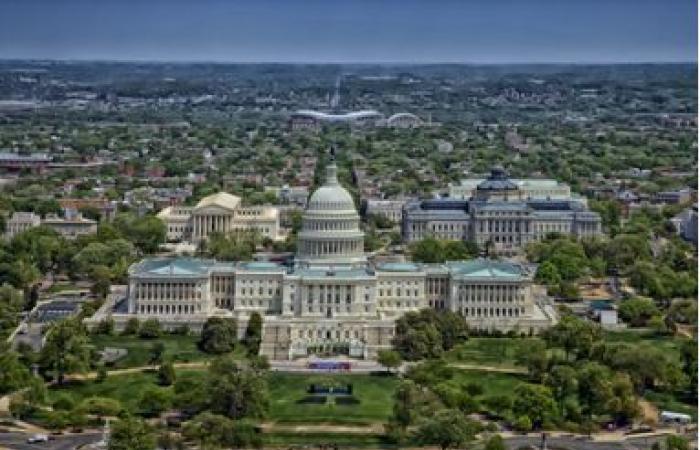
<box><xmin>307</xmin><ymin>163</ymin><xmax>356</xmax><ymax>212</ymax></box>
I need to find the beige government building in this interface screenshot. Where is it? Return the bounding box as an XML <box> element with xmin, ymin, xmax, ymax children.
<box><xmin>157</xmin><ymin>192</ymin><xmax>282</xmax><ymax>243</ymax></box>
<box><xmin>93</xmin><ymin>162</ymin><xmax>556</xmax><ymax>360</ymax></box>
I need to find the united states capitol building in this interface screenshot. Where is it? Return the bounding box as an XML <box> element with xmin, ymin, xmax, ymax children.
<box><xmin>97</xmin><ymin>162</ymin><xmax>556</xmax><ymax>360</ymax></box>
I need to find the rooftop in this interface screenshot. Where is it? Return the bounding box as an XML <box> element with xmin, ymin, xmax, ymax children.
<box><xmin>131</xmin><ymin>257</ymin><xmax>217</xmax><ymax>277</ymax></box>
<box><xmin>446</xmin><ymin>258</ymin><xmax>525</xmax><ymax>279</ymax></box>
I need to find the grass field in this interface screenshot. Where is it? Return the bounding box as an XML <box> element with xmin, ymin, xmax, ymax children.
<box><xmin>89</xmin><ymin>334</ymin><xmax>231</xmax><ymax>369</ymax></box>
<box><xmin>49</xmin><ymin>370</ymin><xmax>169</xmax><ymax>413</ymax></box>
<box><xmin>603</xmin><ymin>329</ymin><xmax>686</xmax><ymax>359</ymax></box>
<box><xmin>267</xmin><ymin>373</ymin><xmax>399</xmax><ymax>424</ymax></box>
<box><xmin>48</xmin><ymin>369</ymin><xmax>400</xmax><ymax>425</ymax></box>
<box><xmin>444</xmin><ymin>337</ymin><xmax>541</xmax><ymax>369</ymax></box>
<box><xmin>448</xmin><ymin>369</ymin><xmax>528</xmax><ymax>397</ymax></box>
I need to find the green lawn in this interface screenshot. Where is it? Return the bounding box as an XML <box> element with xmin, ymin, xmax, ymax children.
<box><xmin>448</xmin><ymin>369</ymin><xmax>528</xmax><ymax>398</ymax></box>
<box><xmin>49</xmin><ymin>370</ymin><xmax>169</xmax><ymax>413</ymax></box>
<box><xmin>444</xmin><ymin>337</ymin><xmax>541</xmax><ymax>369</ymax></box>
<box><xmin>48</xmin><ymin>369</ymin><xmax>400</xmax><ymax>425</ymax></box>
<box><xmin>267</xmin><ymin>373</ymin><xmax>399</xmax><ymax>424</ymax></box>
<box><xmin>89</xmin><ymin>334</ymin><xmax>225</xmax><ymax>369</ymax></box>
<box><xmin>603</xmin><ymin>329</ymin><xmax>686</xmax><ymax>358</ymax></box>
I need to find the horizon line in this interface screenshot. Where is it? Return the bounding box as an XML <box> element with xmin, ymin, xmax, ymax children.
<box><xmin>0</xmin><ymin>58</ymin><xmax>696</xmax><ymax>66</ymax></box>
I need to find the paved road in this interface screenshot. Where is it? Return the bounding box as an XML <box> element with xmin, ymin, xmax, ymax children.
<box><xmin>505</xmin><ymin>432</ymin><xmax>695</xmax><ymax>450</ymax></box>
<box><xmin>0</xmin><ymin>432</ymin><xmax>100</xmax><ymax>450</ymax></box>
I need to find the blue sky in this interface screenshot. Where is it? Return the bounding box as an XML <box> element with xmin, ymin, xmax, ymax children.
<box><xmin>0</xmin><ymin>0</ymin><xmax>696</xmax><ymax>63</ymax></box>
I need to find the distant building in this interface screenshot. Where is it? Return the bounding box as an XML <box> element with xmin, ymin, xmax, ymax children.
<box><xmin>653</xmin><ymin>188</ymin><xmax>693</xmax><ymax>205</ymax></box>
<box><xmin>386</xmin><ymin>113</ymin><xmax>423</xmax><ymax>128</ymax></box>
<box><xmin>589</xmin><ymin>300</ymin><xmax>619</xmax><ymax>329</ymax></box>
<box><xmin>157</xmin><ymin>192</ymin><xmax>282</xmax><ymax>243</ymax></box>
<box><xmin>58</xmin><ymin>198</ymin><xmax>118</xmax><ymax>222</ymax></box>
<box><xmin>42</xmin><ymin>213</ymin><xmax>98</xmax><ymax>239</ymax></box>
<box><xmin>0</xmin><ymin>152</ymin><xmax>52</xmax><ymax>171</ymax></box>
<box><xmin>672</xmin><ymin>204</ymin><xmax>698</xmax><ymax>245</ymax></box>
<box><xmin>266</xmin><ymin>185</ymin><xmax>309</xmax><ymax>208</ymax></box>
<box><xmin>289</xmin><ymin>110</ymin><xmax>384</xmax><ymax>130</ymax></box>
<box><xmin>4</xmin><ymin>212</ymin><xmax>41</xmax><ymax>239</ymax></box>
<box><xmin>405</xmin><ymin>167</ymin><xmax>601</xmax><ymax>255</ymax></box>
<box><xmin>450</xmin><ymin>174</ymin><xmax>574</xmax><ymax>202</ymax></box>
<box><xmin>364</xmin><ymin>199</ymin><xmax>406</xmax><ymax>224</ymax></box>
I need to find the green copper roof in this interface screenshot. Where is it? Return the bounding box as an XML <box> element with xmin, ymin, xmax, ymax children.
<box><xmin>446</xmin><ymin>259</ymin><xmax>524</xmax><ymax>278</ymax></box>
<box><xmin>132</xmin><ymin>258</ymin><xmax>216</xmax><ymax>277</ymax></box>
<box><xmin>238</xmin><ymin>261</ymin><xmax>284</xmax><ymax>271</ymax></box>
<box><xmin>376</xmin><ymin>262</ymin><xmax>422</xmax><ymax>272</ymax></box>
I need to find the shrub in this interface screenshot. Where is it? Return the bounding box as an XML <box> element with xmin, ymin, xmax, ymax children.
<box><xmin>514</xmin><ymin>415</ymin><xmax>532</xmax><ymax>432</ymax></box>
<box><xmin>158</xmin><ymin>361</ymin><xmax>176</xmax><ymax>386</ymax></box>
<box><xmin>122</xmin><ymin>318</ymin><xmax>139</xmax><ymax>336</ymax></box>
<box><xmin>138</xmin><ymin>388</ymin><xmax>171</xmax><ymax>417</ymax></box>
<box><xmin>138</xmin><ymin>319</ymin><xmax>161</xmax><ymax>339</ymax></box>
<box><xmin>52</xmin><ymin>394</ymin><xmax>76</xmax><ymax>411</ymax></box>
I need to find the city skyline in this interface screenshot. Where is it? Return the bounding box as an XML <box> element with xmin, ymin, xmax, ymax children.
<box><xmin>0</xmin><ymin>0</ymin><xmax>697</xmax><ymax>64</ymax></box>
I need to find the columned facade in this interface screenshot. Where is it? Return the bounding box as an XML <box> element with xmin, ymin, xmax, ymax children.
<box><xmin>108</xmin><ymin>161</ymin><xmax>557</xmax><ymax>361</ymax></box>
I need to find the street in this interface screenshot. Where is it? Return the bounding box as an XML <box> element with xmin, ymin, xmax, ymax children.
<box><xmin>0</xmin><ymin>432</ymin><xmax>100</xmax><ymax>450</ymax></box>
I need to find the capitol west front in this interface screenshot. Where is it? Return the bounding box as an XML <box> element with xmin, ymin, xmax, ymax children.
<box><xmin>101</xmin><ymin>162</ymin><xmax>556</xmax><ymax>360</ymax></box>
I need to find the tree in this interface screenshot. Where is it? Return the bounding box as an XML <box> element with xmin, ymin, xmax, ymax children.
<box><xmin>182</xmin><ymin>412</ymin><xmax>262</xmax><ymax>449</ymax></box>
<box><xmin>138</xmin><ymin>388</ymin><xmax>171</xmax><ymax>417</ymax></box>
<box><xmin>108</xmin><ymin>417</ymin><xmax>156</xmax><ymax>450</ymax></box>
<box><xmin>78</xmin><ymin>397</ymin><xmax>123</xmax><ymax>418</ymax></box>
<box><xmin>40</xmin><ymin>317</ymin><xmax>90</xmax><ymax>384</ymax></box>
<box><xmin>608</xmin><ymin>373</ymin><xmax>640</xmax><ymax>426</ymax></box>
<box><xmin>243</xmin><ymin>312</ymin><xmax>262</xmax><ymax>356</ymax></box>
<box><xmin>535</xmin><ymin>261</ymin><xmax>561</xmax><ymax>285</ymax></box>
<box><xmin>90</xmin><ymin>265</ymin><xmax>112</xmax><ymax>300</ymax></box>
<box><xmin>515</xmin><ymin>339</ymin><xmax>550</xmax><ymax>383</ymax></box>
<box><xmin>149</xmin><ymin>342</ymin><xmax>166</xmax><ymax>365</ymax></box>
<box><xmin>94</xmin><ymin>316</ymin><xmax>115</xmax><ymax>335</ymax></box>
<box><xmin>377</xmin><ymin>350</ymin><xmax>402</xmax><ymax>374</ymax></box>
<box><xmin>199</xmin><ymin>318</ymin><xmax>237</xmax><ymax>354</ymax></box>
<box><xmin>393</xmin><ymin>310</ymin><xmax>468</xmax><ymax>360</ymax></box>
<box><xmin>0</xmin><ymin>348</ymin><xmax>31</xmax><ymax>394</ymax></box>
<box><xmin>206</xmin><ymin>356</ymin><xmax>268</xmax><ymax>419</ymax></box>
<box><xmin>414</xmin><ymin>409</ymin><xmax>478</xmax><ymax>450</ymax></box>
<box><xmin>122</xmin><ymin>317</ymin><xmax>139</xmax><ymax>335</ymax></box>
<box><xmin>158</xmin><ymin>361</ymin><xmax>176</xmax><ymax>386</ymax></box>
<box><xmin>392</xmin><ymin>381</ymin><xmax>420</xmax><ymax>429</ymax></box>
<box><xmin>512</xmin><ymin>384</ymin><xmax>557</xmax><ymax>430</ymax></box>
<box><xmin>577</xmin><ymin>362</ymin><xmax>614</xmax><ymax>421</ymax></box>
<box><xmin>618</xmin><ymin>297</ymin><xmax>659</xmax><ymax>327</ymax></box>
<box><xmin>543</xmin><ymin>315</ymin><xmax>601</xmax><ymax>361</ymax></box>
<box><xmin>484</xmin><ymin>435</ymin><xmax>506</xmax><ymax>450</ymax></box>
<box><xmin>544</xmin><ymin>365</ymin><xmax>578</xmax><ymax>417</ymax></box>
<box><xmin>0</xmin><ymin>284</ymin><xmax>23</xmax><ymax>338</ymax></box>
<box><xmin>666</xmin><ymin>435</ymin><xmax>690</xmax><ymax>450</ymax></box>
<box><xmin>679</xmin><ymin>339</ymin><xmax>698</xmax><ymax>400</ymax></box>
<box><xmin>138</xmin><ymin>318</ymin><xmax>161</xmax><ymax>339</ymax></box>
<box><xmin>113</xmin><ymin>214</ymin><xmax>166</xmax><ymax>254</ymax></box>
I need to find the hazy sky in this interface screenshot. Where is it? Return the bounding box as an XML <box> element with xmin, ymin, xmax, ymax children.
<box><xmin>0</xmin><ymin>0</ymin><xmax>696</xmax><ymax>63</ymax></box>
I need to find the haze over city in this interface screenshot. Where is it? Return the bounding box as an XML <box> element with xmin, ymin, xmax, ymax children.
<box><xmin>0</xmin><ymin>0</ymin><xmax>697</xmax><ymax>63</ymax></box>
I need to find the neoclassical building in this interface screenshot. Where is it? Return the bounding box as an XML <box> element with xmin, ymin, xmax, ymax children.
<box><xmin>104</xmin><ymin>162</ymin><xmax>556</xmax><ymax>360</ymax></box>
<box><xmin>157</xmin><ymin>192</ymin><xmax>282</xmax><ymax>243</ymax></box>
<box><xmin>404</xmin><ymin>167</ymin><xmax>601</xmax><ymax>255</ymax></box>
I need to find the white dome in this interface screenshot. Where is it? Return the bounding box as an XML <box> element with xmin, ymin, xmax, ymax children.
<box><xmin>307</xmin><ymin>164</ymin><xmax>357</xmax><ymax>212</ymax></box>
<box><xmin>296</xmin><ymin>162</ymin><xmax>366</xmax><ymax>267</ymax></box>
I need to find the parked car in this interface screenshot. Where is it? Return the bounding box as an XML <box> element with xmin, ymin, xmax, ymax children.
<box><xmin>27</xmin><ymin>433</ymin><xmax>50</xmax><ymax>443</ymax></box>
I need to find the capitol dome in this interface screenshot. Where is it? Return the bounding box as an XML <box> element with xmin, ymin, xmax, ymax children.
<box><xmin>307</xmin><ymin>164</ymin><xmax>356</xmax><ymax>212</ymax></box>
<box><xmin>296</xmin><ymin>162</ymin><xmax>366</xmax><ymax>267</ymax></box>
